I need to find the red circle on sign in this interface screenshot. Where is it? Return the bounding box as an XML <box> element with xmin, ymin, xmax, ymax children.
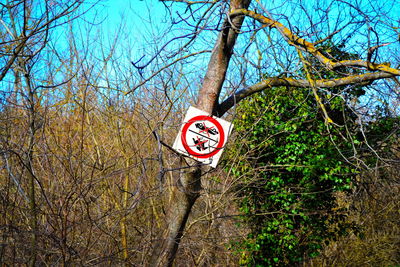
<box><xmin>181</xmin><ymin>115</ymin><xmax>225</xmax><ymax>158</ymax></box>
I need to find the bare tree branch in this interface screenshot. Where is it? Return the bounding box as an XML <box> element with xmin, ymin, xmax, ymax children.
<box><xmin>229</xmin><ymin>9</ymin><xmax>400</xmax><ymax>74</ymax></box>
<box><xmin>218</xmin><ymin>71</ymin><xmax>396</xmax><ymax>115</ymax></box>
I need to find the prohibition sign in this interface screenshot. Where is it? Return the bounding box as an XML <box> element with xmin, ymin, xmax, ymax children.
<box><xmin>181</xmin><ymin>115</ymin><xmax>225</xmax><ymax>158</ymax></box>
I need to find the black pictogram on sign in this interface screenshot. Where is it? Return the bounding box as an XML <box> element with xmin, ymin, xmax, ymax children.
<box><xmin>181</xmin><ymin>115</ymin><xmax>225</xmax><ymax>159</ymax></box>
<box><xmin>172</xmin><ymin>106</ymin><xmax>233</xmax><ymax>168</ymax></box>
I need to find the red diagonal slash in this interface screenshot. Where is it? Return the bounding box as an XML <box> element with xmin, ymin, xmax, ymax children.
<box><xmin>199</xmin><ymin>122</ymin><xmax>215</xmax><ymax>137</ymax></box>
<box><xmin>194</xmin><ymin>136</ymin><xmax>208</xmax><ymax>151</ymax></box>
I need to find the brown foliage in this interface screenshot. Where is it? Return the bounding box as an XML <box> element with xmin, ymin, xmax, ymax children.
<box><xmin>309</xmin><ymin>143</ymin><xmax>400</xmax><ymax>266</ymax></box>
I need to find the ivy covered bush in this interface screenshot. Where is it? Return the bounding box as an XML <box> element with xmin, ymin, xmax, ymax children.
<box><xmin>226</xmin><ymin>86</ymin><xmax>360</xmax><ymax>266</ymax></box>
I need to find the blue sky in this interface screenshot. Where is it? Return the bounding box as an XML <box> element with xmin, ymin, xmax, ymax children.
<box><xmin>63</xmin><ymin>0</ymin><xmax>400</xmax><ymax>115</ymax></box>
<box><xmin>89</xmin><ymin>0</ymin><xmax>400</xmax><ymax>71</ymax></box>
<box><xmin>91</xmin><ymin>0</ymin><xmax>173</xmax><ymax>59</ymax></box>
<box><xmin>1</xmin><ymin>0</ymin><xmax>398</xmax><ymax>114</ymax></box>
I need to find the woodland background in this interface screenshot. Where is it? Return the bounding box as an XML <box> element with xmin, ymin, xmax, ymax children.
<box><xmin>0</xmin><ymin>0</ymin><xmax>399</xmax><ymax>266</ymax></box>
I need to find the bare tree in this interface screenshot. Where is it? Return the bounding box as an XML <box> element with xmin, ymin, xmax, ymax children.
<box><xmin>138</xmin><ymin>0</ymin><xmax>400</xmax><ymax>266</ymax></box>
<box><xmin>1</xmin><ymin>0</ymin><xmax>399</xmax><ymax>266</ymax></box>
<box><xmin>0</xmin><ymin>1</ymin><xmax>90</xmax><ymax>265</ymax></box>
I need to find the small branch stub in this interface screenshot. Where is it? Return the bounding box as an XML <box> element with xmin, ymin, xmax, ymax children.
<box><xmin>173</xmin><ymin>106</ymin><xmax>233</xmax><ymax>168</ymax></box>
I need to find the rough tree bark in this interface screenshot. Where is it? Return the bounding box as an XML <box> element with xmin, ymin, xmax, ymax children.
<box><xmin>149</xmin><ymin>0</ymin><xmax>251</xmax><ymax>266</ymax></box>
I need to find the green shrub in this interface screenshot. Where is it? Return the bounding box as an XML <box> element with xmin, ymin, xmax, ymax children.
<box><xmin>226</xmin><ymin>86</ymin><xmax>359</xmax><ymax>266</ymax></box>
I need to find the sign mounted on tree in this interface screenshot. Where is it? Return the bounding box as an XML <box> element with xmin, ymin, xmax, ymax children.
<box><xmin>173</xmin><ymin>106</ymin><xmax>233</xmax><ymax>168</ymax></box>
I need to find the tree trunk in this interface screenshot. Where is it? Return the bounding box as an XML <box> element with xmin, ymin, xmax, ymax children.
<box><xmin>149</xmin><ymin>168</ymin><xmax>202</xmax><ymax>267</ymax></box>
<box><xmin>150</xmin><ymin>0</ymin><xmax>251</xmax><ymax>266</ymax></box>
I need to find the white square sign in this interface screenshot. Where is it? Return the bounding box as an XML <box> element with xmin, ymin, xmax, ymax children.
<box><xmin>173</xmin><ymin>106</ymin><xmax>233</xmax><ymax>168</ymax></box>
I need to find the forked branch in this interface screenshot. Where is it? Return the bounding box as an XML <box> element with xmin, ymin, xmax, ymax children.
<box><xmin>216</xmin><ymin>9</ymin><xmax>400</xmax><ymax>116</ymax></box>
<box><xmin>229</xmin><ymin>9</ymin><xmax>400</xmax><ymax>75</ymax></box>
<box><xmin>218</xmin><ymin>71</ymin><xmax>396</xmax><ymax>115</ymax></box>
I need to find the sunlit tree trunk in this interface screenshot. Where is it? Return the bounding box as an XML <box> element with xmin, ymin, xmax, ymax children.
<box><xmin>150</xmin><ymin>1</ymin><xmax>251</xmax><ymax>266</ymax></box>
